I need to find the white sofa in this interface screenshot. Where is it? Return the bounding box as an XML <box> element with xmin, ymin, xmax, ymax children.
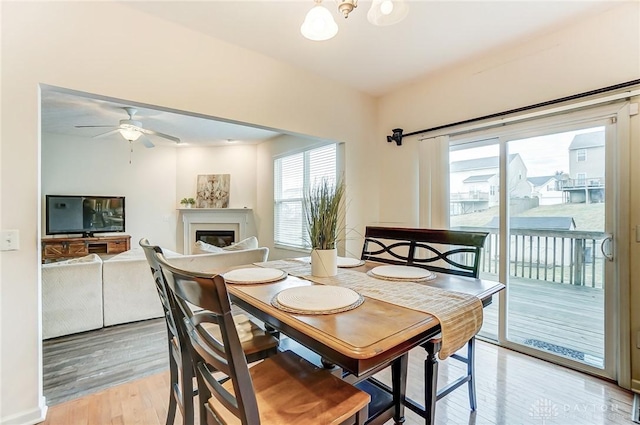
<box><xmin>102</xmin><ymin>247</ymin><xmax>269</xmax><ymax>326</ymax></box>
<box><xmin>42</xmin><ymin>254</ymin><xmax>104</xmax><ymax>339</ymax></box>
<box><xmin>42</xmin><ymin>245</ymin><xmax>269</xmax><ymax>337</ymax></box>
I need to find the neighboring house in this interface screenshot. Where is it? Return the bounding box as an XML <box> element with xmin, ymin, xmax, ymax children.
<box><xmin>563</xmin><ymin>130</ymin><xmax>605</xmax><ymax>203</ymax></box>
<box><xmin>528</xmin><ymin>175</ymin><xmax>563</xmax><ymax>205</ymax></box>
<box><xmin>450</xmin><ymin>153</ymin><xmax>532</xmax><ymax>215</ymax></box>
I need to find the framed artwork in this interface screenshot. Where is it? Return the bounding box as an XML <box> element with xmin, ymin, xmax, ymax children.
<box><xmin>196</xmin><ymin>174</ymin><xmax>230</xmax><ymax>208</ymax></box>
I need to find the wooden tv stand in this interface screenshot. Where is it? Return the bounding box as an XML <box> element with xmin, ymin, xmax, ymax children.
<box><xmin>41</xmin><ymin>235</ymin><xmax>131</xmax><ymax>262</ymax></box>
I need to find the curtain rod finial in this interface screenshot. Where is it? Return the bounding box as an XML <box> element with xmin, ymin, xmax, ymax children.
<box><xmin>387</xmin><ymin>128</ymin><xmax>403</xmax><ymax>146</ymax></box>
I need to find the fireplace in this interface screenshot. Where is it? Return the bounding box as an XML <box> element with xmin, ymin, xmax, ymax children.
<box><xmin>180</xmin><ymin>208</ymin><xmax>253</xmax><ymax>254</ymax></box>
<box><xmin>196</xmin><ymin>230</ymin><xmax>235</xmax><ymax>248</ymax></box>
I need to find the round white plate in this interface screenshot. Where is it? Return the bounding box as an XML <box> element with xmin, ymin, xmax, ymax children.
<box><xmin>275</xmin><ymin>286</ymin><xmax>361</xmax><ymax>312</ymax></box>
<box><xmin>370</xmin><ymin>265</ymin><xmax>434</xmax><ymax>280</ymax></box>
<box><xmin>337</xmin><ymin>257</ymin><xmax>365</xmax><ymax>268</ymax></box>
<box><xmin>224</xmin><ymin>267</ymin><xmax>287</xmax><ymax>284</ymax></box>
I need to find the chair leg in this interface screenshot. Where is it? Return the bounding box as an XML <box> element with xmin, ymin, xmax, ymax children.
<box><xmin>196</xmin><ymin>373</ymin><xmax>212</xmax><ymax>425</ymax></box>
<box><xmin>467</xmin><ymin>338</ymin><xmax>477</xmax><ymax>411</ymax></box>
<box><xmin>181</xmin><ymin>351</ymin><xmax>195</xmax><ymax>425</ymax></box>
<box><xmin>166</xmin><ymin>351</ymin><xmax>178</xmax><ymax>425</ymax></box>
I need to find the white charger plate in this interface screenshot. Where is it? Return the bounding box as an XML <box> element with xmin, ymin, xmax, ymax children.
<box><xmin>224</xmin><ymin>267</ymin><xmax>287</xmax><ymax>284</ymax></box>
<box><xmin>369</xmin><ymin>265</ymin><xmax>435</xmax><ymax>281</ymax></box>
<box><xmin>337</xmin><ymin>257</ymin><xmax>365</xmax><ymax>268</ymax></box>
<box><xmin>274</xmin><ymin>286</ymin><xmax>362</xmax><ymax>313</ymax></box>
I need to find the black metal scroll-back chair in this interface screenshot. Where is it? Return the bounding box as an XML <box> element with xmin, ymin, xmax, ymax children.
<box><xmin>140</xmin><ymin>239</ymin><xmax>279</xmax><ymax>425</ymax></box>
<box><xmin>360</xmin><ymin>226</ymin><xmax>489</xmax><ymax>419</ymax></box>
<box><xmin>150</xmin><ymin>248</ymin><xmax>371</xmax><ymax>425</ymax></box>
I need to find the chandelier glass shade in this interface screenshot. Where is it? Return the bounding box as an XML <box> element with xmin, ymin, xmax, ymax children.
<box><xmin>367</xmin><ymin>0</ymin><xmax>409</xmax><ymax>26</ymax></box>
<box><xmin>301</xmin><ymin>0</ymin><xmax>408</xmax><ymax>40</ymax></box>
<box><xmin>300</xmin><ymin>3</ymin><xmax>339</xmax><ymax>41</ymax></box>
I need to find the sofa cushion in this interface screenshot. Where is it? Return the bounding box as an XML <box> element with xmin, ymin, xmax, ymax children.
<box><xmin>193</xmin><ymin>240</ymin><xmax>224</xmax><ymax>254</ymax></box>
<box><xmin>170</xmin><ymin>247</ymin><xmax>269</xmax><ymax>273</ymax></box>
<box><xmin>107</xmin><ymin>246</ymin><xmax>182</xmax><ymax>261</ymax></box>
<box><xmin>223</xmin><ymin>236</ymin><xmax>259</xmax><ymax>251</ymax></box>
<box><xmin>47</xmin><ymin>253</ymin><xmax>102</xmax><ymax>265</ymax></box>
<box><xmin>193</xmin><ymin>236</ymin><xmax>258</xmax><ymax>254</ymax></box>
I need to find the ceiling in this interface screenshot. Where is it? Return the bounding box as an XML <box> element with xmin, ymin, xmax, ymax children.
<box><xmin>41</xmin><ymin>89</ymin><xmax>283</xmax><ymax>147</ymax></box>
<box><xmin>42</xmin><ymin>1</ymin><xmax>616</xmax><ymax>147</ymax></box>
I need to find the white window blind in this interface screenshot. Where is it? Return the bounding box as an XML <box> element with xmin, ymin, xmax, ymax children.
<box><xmin>274</xmin><ymin>144</ymin><xmax>337</xmax><ymax>249</ymax></box>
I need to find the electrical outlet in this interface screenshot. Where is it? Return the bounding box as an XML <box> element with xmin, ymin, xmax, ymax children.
<box><xmin>0</xmin><ymin>229</ymin><xmax>19</xmax><ymax>251</ymax></box>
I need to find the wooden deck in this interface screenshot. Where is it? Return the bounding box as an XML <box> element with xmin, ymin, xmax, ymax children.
<box><xmin>480</xmin><ymin>273</ymin><xmax>604</xmax><ymax>367</ymax></box>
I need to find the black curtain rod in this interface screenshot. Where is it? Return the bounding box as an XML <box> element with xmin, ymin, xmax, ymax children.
<box><xmin>386</xmin><ymin>79</ymin><xmax>640</xmax><ymax>145</ymax></box>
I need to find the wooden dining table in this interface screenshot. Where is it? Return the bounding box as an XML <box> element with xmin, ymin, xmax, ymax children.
<box><xmin>225</xmin><ymin>259</ymin><xmax>504</xmax><ymax>425</ymax></box>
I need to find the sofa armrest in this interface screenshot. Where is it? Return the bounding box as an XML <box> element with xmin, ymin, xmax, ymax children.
<box><xmin>42</xmin><ymin>255</ymin><xmax>104</xmax><ymax>339</ymax></box>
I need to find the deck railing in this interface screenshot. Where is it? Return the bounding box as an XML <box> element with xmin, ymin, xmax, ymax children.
<box><xmin>454</xmin><ymin>226</ymin><xmax>608</xmax><ymax>288</ymax></box>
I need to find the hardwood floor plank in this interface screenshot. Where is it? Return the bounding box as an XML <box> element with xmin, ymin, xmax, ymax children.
<box><xmin>41</xmin><ymin>316</ymin><xmax>631</xmax><ymax>425</ymax></box>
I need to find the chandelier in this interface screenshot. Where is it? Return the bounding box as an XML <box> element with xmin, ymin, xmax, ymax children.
<box><xmin>301</xmin><ymin>0</ymin><xmax>409</xmax><ymax>41</ymax></box>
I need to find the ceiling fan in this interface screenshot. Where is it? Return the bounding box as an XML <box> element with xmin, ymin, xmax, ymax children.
<box><xmin>75</xmin><ymin>107</ymin><xmax>180</xmax><ymax>148</ymax></box>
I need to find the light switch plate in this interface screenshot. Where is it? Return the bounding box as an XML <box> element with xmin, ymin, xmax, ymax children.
<box><xmin>0</xmin><ymin>229</ymin><xmax>19</xmax><ymax>251</ymax></box>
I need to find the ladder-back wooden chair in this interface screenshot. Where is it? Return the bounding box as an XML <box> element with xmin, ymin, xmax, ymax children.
<box><xmin>360</xmin><ymin>226</ymin><xmax>489</xmax><ymax>419</ymax></box>
<box><xmin>151</xmin><ymin>248</ymin><xmax>370</xmax><ymax>425</ymax></box>
<box><xmin>140</xmin><ymin>239</ymin><xmax>279</xmax><ymax>425</ymax></box>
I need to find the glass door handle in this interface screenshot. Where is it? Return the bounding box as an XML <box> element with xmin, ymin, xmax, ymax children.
<box><xmin>601</xmin><ymin>235</ymin><xmax>613</xmax><ymax>262</ymax></box>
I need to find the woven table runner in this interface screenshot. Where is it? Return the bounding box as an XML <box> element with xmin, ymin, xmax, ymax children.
<box><xmin>256</xmin><ymin>259</ymin><xmax>483</xmax><ymax>360</ymax></box>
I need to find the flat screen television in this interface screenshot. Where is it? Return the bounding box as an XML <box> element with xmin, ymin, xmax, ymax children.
<box><xmin>46</xmin><ymin>195</ymin><xmax>125</xmax><ymax>237</ymax></box>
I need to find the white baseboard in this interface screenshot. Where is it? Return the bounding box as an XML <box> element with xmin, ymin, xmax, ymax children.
<box><xmin>0</xmin><ymin>396</ymin><xmax>47</xmax><ymax>425</ymax></box>
<box><xmin>632</xmin><ymin>379</ymin><xmax>640</xmax><ymax>393</ymax></box>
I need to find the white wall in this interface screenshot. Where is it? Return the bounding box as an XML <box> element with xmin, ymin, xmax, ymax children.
<box><xmin>176</xmin><ymin>144</ymin><xmax>257</xmax><ymax>209</ymax></box>
<box><xmin>175</xmin><ymin>144</ymin><xmax>260</xmax><ymax>252</ymax></box>
<box><xmin>0</xmin><ymin>2</ymin><xmax>376</xmax><ymax>423</ymax></box>
<box><xmin>42</xmin><ymin>133</ymin><xmax>178</xmax><ymax>249</ymax></box>
<box><xmin>376</xmin><ymin>2</ymin><xmax>640</xmax><ymax>226</ymax></box>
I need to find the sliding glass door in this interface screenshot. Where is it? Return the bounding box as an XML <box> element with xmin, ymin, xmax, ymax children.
<box><xmin>448</xmin><ymin>114</ymin><xmax>619</xmax><ymax>378</ymax></box>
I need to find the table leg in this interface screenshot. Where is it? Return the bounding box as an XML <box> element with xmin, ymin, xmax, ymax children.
<box><xmin>391</xmin><ymin>353</ymin><xmax>408</xmax><ymax>424</ymax></box>
<box><xmin>423</xmin><ymin>340</ymin><xmax>439</xmax><ymax>425</ymax></box>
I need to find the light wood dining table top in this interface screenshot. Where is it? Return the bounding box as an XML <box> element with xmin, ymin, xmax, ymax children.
<box><xmin>226</xmin><ymin>260</ymin><xmax>504</xmax><ymax>376</ymax></box>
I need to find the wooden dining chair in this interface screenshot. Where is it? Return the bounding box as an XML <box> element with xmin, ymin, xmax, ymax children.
<box><xmin>360</xmin><ymin>226</ymin><xmax>489</xmax><ymax>418</ymax></box>
<box><xmin>150</xmin><ymin>248</ymin><xmax>370</xmax><ymax>425</ymax></box>
<box><xmin>139</xmin><ymin>239</ymin><xmax>279</xmax><ymax>425</ymax></box>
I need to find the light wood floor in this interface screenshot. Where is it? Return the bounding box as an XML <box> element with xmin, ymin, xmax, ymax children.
<box><xmin>40</xmin><ymin>340</ymin><xmax>633</xmax><ymax>425</ymax></box>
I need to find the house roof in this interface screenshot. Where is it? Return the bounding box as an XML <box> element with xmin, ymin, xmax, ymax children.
<box><xmin>568</xmin><ymin>130</ymin><xmax>605</xmax><ymax>150</ymax></box>
<box><xmin>450</xmin><ymin>153</ymin><xmax>517</xmax><ymax>172</ymax></box>
<box><xmin>484</xmin><ymin>216</ymin><xmax>576</xmax><ymax>230</ymax></box>
<box><xmin>527</xmin><ymin>176</ymin><xmax>556</xmax><ymax>187</ymax></box>
<box><xmin>463</xmin><ymin>174</ymin><xmax>495</xmax><ymax>183</ymax></box>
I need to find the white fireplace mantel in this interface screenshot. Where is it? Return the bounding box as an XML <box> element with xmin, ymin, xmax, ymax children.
<box><xmin>180</xmin><ymin>208</ymin><xmax>252</xmax><ymax>254</ymax></box>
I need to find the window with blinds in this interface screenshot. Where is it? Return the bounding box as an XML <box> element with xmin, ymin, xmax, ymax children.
<box><xmin>274</xmin><ymin>144</ymin><xmax>337</xmax><ymax>249</ymax></box>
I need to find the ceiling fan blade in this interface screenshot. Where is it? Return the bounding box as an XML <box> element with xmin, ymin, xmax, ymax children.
<box><xmin>139</xmin><ymin>134</ymin><xmax>155</xmax><ymax>149</ymax></box>
<box><xmin>75</xmin><ymin>125</ymin><xmax>118</xmax><ymax>129</ymax></box>
<box><xmin>141</xmin><ymin>128</ymin><xmax>180</xmax><ymax>143</ymax></box>
<box><xmin>92</xmin><ymin>129</ymin><xmax>121</xmax><ymax>139</ymax></box>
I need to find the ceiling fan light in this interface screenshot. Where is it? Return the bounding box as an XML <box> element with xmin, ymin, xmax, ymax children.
<box><xmin>301</xmin><ymin>3</ymin><xmax>338</xmax><ymax>41</ymax></box>
<box><xmin>367</xmin><ymin>0</ymin><xmax>408</xmax><ymax>26</ymax></box>
<box><xmin>119</xmin><ymin>128</ymin><xmax>142</xmax><ymax>141</ymax></box>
